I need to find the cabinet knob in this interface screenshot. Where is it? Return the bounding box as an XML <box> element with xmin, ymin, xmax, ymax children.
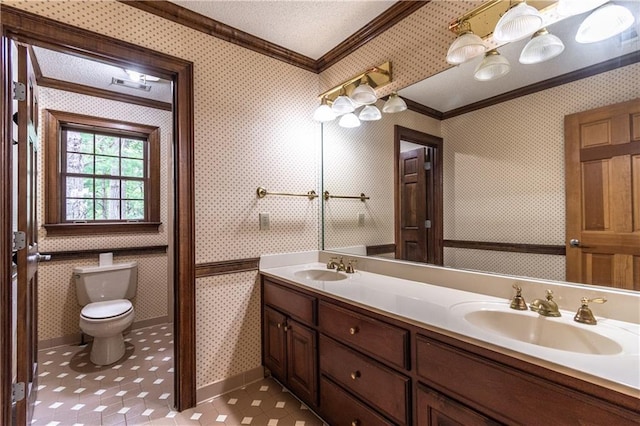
<box><xmin>283</xmin><ymin>325</ymin><xmax>290</xmax><ymax>332</ymax></box>
<box><xmin>277</xmin><ymin>323</ymin><xmax>281</xmax><ymax>328</ymax></box>
<box><xmin>351</xmin><ymin>420</ymin><xmax>360</xmax><ymax>426</ymax></box>
<box><xmin>350</xmin><ymin>370</ymin><xmax>361</xmax><ymax>380</ymax></box>
<box><xmin>349</xmin><ymin>326</ymin><xmax>359</xmax><ymax>335</ymax></box>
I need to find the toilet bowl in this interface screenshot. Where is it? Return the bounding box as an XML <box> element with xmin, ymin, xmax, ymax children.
<box><xmin>74</xmin><ymin>261</ymin><xmax>138</xmax><ymax>366</ymax></box>
<box><xmin>79</xmin><ymin>299</ymin><xmax>134</xmax><ymax>365</ymax></box>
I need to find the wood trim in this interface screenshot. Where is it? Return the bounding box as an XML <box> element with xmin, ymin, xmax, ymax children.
<box><xmin>195</xmin><ymin>258</ymin><xmax>260</xmax><ymax>278</ymax></box>
<box><xmin>404</xmin><ymin>98</ymin><xmax>443</xmax><ymax>120</ymax></box>
<box><xmin>580</xmin><ymin>140</ymin><xmax>640</xmax><ymax>162</ymax></box>
<box><xmin>43</xmin><ymin>222</ymin><xmax>162</xmax><ymax>236</ymax></box>
<box><xmin>1</xmin><ymin>5</ymin><xmax>197</xmax><ymax>411</ymax></box>
<box><xmin>41</xmin><ymin>245</ymin><xmax>168</xmax><ymax>261</ymax></box>
<box><xmin>0</xmin><ymin>27</ymin><xmax>13</xmax><ymax>426</ymax></box>
<box><xmin>315</xmin><ymin>1</ymin><xmax>430</xmax><ymax>72</ymax></box>
<box><xmin>441</xmin><ymin>51</ymin><xmax>640</xmax><ymax>119</ymax></box>
<box><xmin>38</xmin><ymin>76</ymin><xmax>172</xmax><ymax>111</ymax></box>
<box><xmin>366</xmin><ymin>244</ymin><xmax>396</xmax><ymax>256</ymax></box>
<box><xmin>444</xmin><ymin>240</ymin><xmax>566</xmax><ymax>256</ymax></box>
<box><xmin>119</xmin><ymin>1</ymin><xmax>316</xmax><ymax>73</ymax></box>
<box><xmin>119</xmin><ymin>1</ymin><xmax>429</xmax><ymax>74</ymax></box>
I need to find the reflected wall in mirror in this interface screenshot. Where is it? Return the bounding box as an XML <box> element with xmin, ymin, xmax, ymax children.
<box><xmin>322</xmin><ymin>2</ymin><xmax>640</xmax><ymax>287</ymax></box>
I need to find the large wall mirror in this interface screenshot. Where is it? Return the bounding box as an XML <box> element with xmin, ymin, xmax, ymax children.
<box><xmin>322</xmin><ymin>3</ymin><xmax>640</xmax><ymax>289</ymax></box>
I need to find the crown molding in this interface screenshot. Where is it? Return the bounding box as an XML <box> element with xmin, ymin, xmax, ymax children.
<box><xmin>119</xmin><ymin>1</ymin><xmax>430</xmax><ymax>74</ymax></box>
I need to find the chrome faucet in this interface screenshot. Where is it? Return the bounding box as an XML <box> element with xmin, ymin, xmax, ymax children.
<box><xmin>529</xmin><ymin>290</ymin><xmax>561</xmax><ymax>317</ymax></box>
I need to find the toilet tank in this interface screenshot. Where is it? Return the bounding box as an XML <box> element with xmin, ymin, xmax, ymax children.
<box><xmin>74</xmin><ymin>262</ymin><xmax>138</xmax><ymax>306</ymax></box>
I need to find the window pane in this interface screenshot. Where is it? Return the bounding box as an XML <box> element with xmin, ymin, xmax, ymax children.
<box><xmin>66</xmin><ymin>199</ymin><xmax>94</xmax><ymax>221</ymax></box>
<box><xmin>124</xmin><ymin>200</ymin><xmax>144</xmax><ymax>220</ymax></box>
<box><xmin>66</xmin><ymin>130</ymin><xmax>93</xmax><ymax>153</ymax></box>
<box><xmin>95</xmin><ymin>155</ymin><xmax>120</xmax><ymax>175</ymax></box>
<box><xmin>95</xmin><ymin>179</ymin><xmax>121</xmax><ymax>199</ymax></box>
<box><xmin>66</xmin><ymin>177</ymin><xmax>94</xmax><ymax>198</ymax></box>
<box><xmin>121</xmin><ymin>158</ymin><xmax>144</xmax><ymax>178</ymax></box>
<box><xmin>95</xmin><ymin>134</ymin><xmax>119</xmax><ymax>156</ymax></box>
<box><xmin>95</xmin><ymin>199</ymin><xmax>120</xmax><ymax>220</ymax></box>
<box><xmin>122</xmin><ymin>139</ymin><xmax>144</xmax><ymax>159</ymax></box>
<box><xmin>66</xmin><ymin>153</ymin><xmax>94</xmax><ymax>174</ymax></box>
<box><xmin>122</xmin><ymin>180</ymin><xmax>144</xmax><ymax>200</ymax></box>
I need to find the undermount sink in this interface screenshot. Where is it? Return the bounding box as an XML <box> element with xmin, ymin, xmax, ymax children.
<box><xmin>457</xmin><ymin>306</ymin><xmax>623</xmax><ymax>355</ymax></box>
<box><xmin>293</xmin><ymin>269</ymin><xmax>348</xmax><ymax>282</ymax></box>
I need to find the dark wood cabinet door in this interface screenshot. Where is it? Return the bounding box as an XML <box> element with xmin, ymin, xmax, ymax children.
<box><xmin>416</xmin><ymin>385</ymin><xmax>498</xmax><ymax>426</ymax></box>
<box><xmin>263</xmin><ymin>306</ymin><xmax>287</xmax><ymax>382</ymax></box>
<box><xmin>287</xmin><ymin>319</ymin><xmax>317</xmax><ymax>405</ymax></box>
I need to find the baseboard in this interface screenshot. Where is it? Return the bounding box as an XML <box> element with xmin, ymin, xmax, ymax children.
<box><xmin>196</xmin><ymin>366</ymin><xmax>265</xmax><ymax>404</ymax></box>
<box><xmin>38</xmin><ymin>316</ymin><xmax>170</xmax><ymax>349</ymax></box>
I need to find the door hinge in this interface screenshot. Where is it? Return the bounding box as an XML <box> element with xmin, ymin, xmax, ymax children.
<box><xmin>12</xmin><ymin>382</ymin><xmax>25</xmax><ymax>403</ymax></box>
<box><xmin>424</xmin><ymin>162</ymin><xmax>432</xmax><ymax>171</ymax></box>
<box><xmin>13</xmin><ymin>231</ymin><xmax>26</xmax><ymax>251</ymax></box>
<box><xmin>424</xmin><ymin>220</ymin><xmax>432</xmax><ymax>229</ymax></box>
<box><xmin>13</xmin><ymin>82</ymin><xmax>26</xmax><ymax>101</ymax></box>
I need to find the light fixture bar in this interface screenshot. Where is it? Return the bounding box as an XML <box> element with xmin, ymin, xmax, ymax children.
<box><xmin>449</xmin><ymin>0</ymin><xmax>556</xmax><ymax>39</ymax></box>
<box><xmin>317</xmin><ymin>61</ymin><xmax>392</xmax><ymax>104</ymax></box>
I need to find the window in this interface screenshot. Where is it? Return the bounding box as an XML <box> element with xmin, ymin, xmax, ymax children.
<box><xmin>44</xmin><ymin>110</ymin><xmax>161</xmax><ymax>235</ymax></box>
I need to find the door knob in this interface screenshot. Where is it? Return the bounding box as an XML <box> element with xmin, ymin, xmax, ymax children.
<box><xmin>36</xmin><ymin>253</ymin><xmax>51</xmax><ymax>262</ymax></box>
<box><xmin>569</xmin><ymin>239</ymin><xmax>590</xmax><ymax>248</ymax></box>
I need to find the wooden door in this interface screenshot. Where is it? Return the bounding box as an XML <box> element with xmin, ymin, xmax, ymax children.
<box><xmin>416</xmin><ymin>384</ymin><xmax>499</xmax><ymax>426</ymax></box>
<box><xmin>13</xmin><ymin>43</ymin><xmax>40</xmax><ymax>425</ymax></box>
<box><xmin>286</xmin><ymin>319</ymin><xmax>317</xmax><ymax>406</ymax></box>
<box><xmin>565</xmin><ymin>98</ymin><xmax>640</xmax><ymax>289</ymax></box>
<box><xmin>398</xmin><ymin>147</ymin><xmax>430</xmax><ymax>263</ymax></box>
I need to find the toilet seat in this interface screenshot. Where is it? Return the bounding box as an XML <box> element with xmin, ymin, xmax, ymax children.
<box><xmin>81</xmin><ymin>299</ymin><xmax>132</xmax><ymax>320</ymax></box>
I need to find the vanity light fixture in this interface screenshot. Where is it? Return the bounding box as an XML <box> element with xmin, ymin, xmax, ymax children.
<box><xmin>575</xmin><ymin>3</ymin><xmax>635</xmax><ymax>44</ymax></box>
<box><xmin>556</xmin><ymin>0</ymin><xmax>609</xmax><ymax>17</ymax></box>
<box><xmin>493</xmin><ymin>1</ymin><xmax>543</xmax><ymax>43</ymax></box>
<box><xmin>519</xmin><ymin>28</ymin><xmax>565</xmax><ymax>64</ymax></box>
<box><xmin>474</xmin><ymin>49</ymin><xmax>511</xmax><ymax>81</ymax></box>
<box><xmin>313</xmin><ymin>61</ymin><xmax>404</xmax><ymax>126</ymax></box>
<box><xmin>446</xmin><ymin>21</ymin><xmax>486</xmax><ymax>65</ymax></box>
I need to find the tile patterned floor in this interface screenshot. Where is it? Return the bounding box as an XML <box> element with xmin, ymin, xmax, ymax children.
<box><xmin>32</xmin><ymin>323</ymin><xmax>326</xmax><ymax>425</ymax></box>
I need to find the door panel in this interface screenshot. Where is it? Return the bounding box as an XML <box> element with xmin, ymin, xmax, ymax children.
<box><xmin>14</xmin><ymin>43</ymin><xmax>39</xmax><ymax>425</ymax></box>
<box><xmin>565</xmin><ymin>98</ymin><xmax>640</xmax><ymax>289</ymax></box>
<box><xmin>263</xmin><ymin>307</ymin><xmax>286</xmax><ymax>382</ymax></box>
<box><xmin>286</xmin><ymin>319</ymin><xmax>317</xmax><ymax>405</ymax></box>
<box><xmin>399</xmin><ymin>148</ymin><xmax>427</xmax><ymax>263</ymax></box>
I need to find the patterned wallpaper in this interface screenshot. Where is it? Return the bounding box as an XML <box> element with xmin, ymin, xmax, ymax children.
<box><xmin>36</xmin><ymin>87</ymin><xmax>172</xmax><ymax>341</ymax></box>
<box><xmin>323</xmin><ymin>105</ymin><xmax>440</xmax><ymax>250</ymax></box>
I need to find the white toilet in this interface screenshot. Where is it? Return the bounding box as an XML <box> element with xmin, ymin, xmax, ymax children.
<box><xmin>74</xmin><ymin>261</ymin><xmax>138</xmax><ymax>365</ymax></box>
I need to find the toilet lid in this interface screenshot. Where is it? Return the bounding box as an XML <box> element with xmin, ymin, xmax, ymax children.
<box><xmin>81</xmin><ymin>300</ymin><xmax>132</xmax><ymax>319</ymax></box>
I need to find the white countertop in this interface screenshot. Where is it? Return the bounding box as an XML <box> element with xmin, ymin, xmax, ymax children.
<box><xmin>260</xmin><ymin>256</ymin><xmax>640</xmax><ymax>398</ymax></box>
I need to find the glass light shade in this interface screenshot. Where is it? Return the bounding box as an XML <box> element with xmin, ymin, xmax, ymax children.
<box><xmin>493</xmin><ymin>2</ymin><xmax>543</xmax><ymax>42</ymax></box>
<box><xmin>474</xmin><ymin>50</ymin><xmax>511</xmax><ymax>81</ymax></box>
<box><xmin>557</xmin><ymin>0</ymin><xmax>609</xmax><ymax>16</ymax></box>
<box><xmin>446</xmin><ymin>32</ymin><xmax>486</xmax><ymax>65</ymax></box>
<box><xmin>338</xmin><ymin>112</ymin><xmax>360</xmax><ymax>128</ymax></box>
<box><xmin>350</xmin><ymin>83</ymin><xmax>378</xmax><ymax>105</ymax></box>
<box><xmin>576</xmin><ymin>4</ymin><xmax>635</xmax><ymax>43</ymax></box>
<box><xmin>519</xmin><ymin>29</ymin><xmax>565</xmax><ymax>64</ymax></box>
<box><xmin>331</xmin><ymin>95</ymin><xmax>355</xmax><ymax>115</ymax></box>
<box><xmin>382</xmin><ymin>93</ymin><xmax>407</xmax><ymax>113</ymax></box>
<box><xmin>312</xmin><ymin>104</ymin><xmax>336</xmax><ymax>122</ymax></box>
<box><xmin>359</xmin><ymin>105</ymin><xmax>382</xmax><ymax>121</ymax></box>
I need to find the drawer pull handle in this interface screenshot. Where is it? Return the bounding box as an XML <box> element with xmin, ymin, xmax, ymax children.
<box><xmin>350</xmin><ymin>370</ymin><xmax>361</xmax><ymax>380</ymax></box>
<box><xmin>351</xmin><ymin>420</ymin><xmax>360</xmax><ymax>426</ymax></box>
<box><xmin>349</xmin><ymin>326</ymin><xmax>359</xmax><ymax>335</ymax></box>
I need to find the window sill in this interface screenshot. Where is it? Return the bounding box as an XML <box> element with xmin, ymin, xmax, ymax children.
<box><xmin>44</xmin><ymin>222</ymin><xmax>162</xmax><ymax>236</ymax></box>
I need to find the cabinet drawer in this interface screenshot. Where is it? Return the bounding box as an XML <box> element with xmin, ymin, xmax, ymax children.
<box><xmin>320</xmin><ymin>335</ymin><xmax>409</xmax><ymax>425</ymax></box>
<box><xmin>416</xmin><ymin>335</ymin><xmax>639</xmax><ymax>425</ymax></box>
<box><xmin>263</xmin><ymin>279</ymin><xmax>316</xmax><ymax>325</ymax></box>
<box><xmin>320</xmin><ymin>376</ymin><xmax>394</xmax><ymax>426</ymax></box>
<box><xmin>319</xmin><ymin>301</ymin><xmax>409</xmax><ymax>369</ymax></box>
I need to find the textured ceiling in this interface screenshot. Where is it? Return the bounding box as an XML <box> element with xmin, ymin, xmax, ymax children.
<box><xmin>169</xmin><ymin>0</ymin><xmax>398</xmax><ymax>60</ymax></box>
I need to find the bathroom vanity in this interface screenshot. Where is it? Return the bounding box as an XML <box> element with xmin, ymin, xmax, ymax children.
<box><xmin>260</xmin><ymin>251</ymin><xmax>640</xmax><ymax>425</ymax></box>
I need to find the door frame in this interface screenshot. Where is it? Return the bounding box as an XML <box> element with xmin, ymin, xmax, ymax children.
<box><xmin>394</xmin><ymin>125</ymin><xmax>444</xmax><ymax>265</ymax></box>
<box><xmin>0</xmin><ymin>6</ymin><xmax>197</xmax><ymax>422</ymax></box>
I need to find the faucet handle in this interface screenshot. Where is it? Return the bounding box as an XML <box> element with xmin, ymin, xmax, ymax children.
<box><xmin>545</xmin><ymin>289</ymin><xmax>555</xmax><ymax>300</ymax></box>
<box><xmin>574</xmin><ymin>297</ymin><xmax>607</xmax><ymax>325</ymax></box>
<box><xmin>346</xmin><ymin>259</ymin><xmax>357</xmax><ymax>274</ymax></box>
<box><xmin>327</xmin><ymin>256</ymin><xmax>338</xmax><ymax>269</ymax></box>
<box><xmin>510</xmin><ymin>283</ymin><xmax>528</xmax><ymax>310</ymax></box>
